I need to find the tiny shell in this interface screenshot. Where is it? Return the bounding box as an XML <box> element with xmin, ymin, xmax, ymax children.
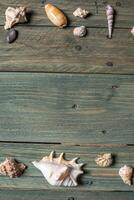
<box><xmin>45</xmin><ymin>4</ymin><xmax>67</xmax><ymax>28</ymax></box>
<box><xmin>119</xmin><ymin>165</ymin><xmax>133</xmax><ymax>186</ymax></box>
<box><xmin>4</xmin><ymin>6</ymin><xmax>27</xmax><ymax>30</ymax></box>
<box><xmin>131</xmin><ymin>27</ymin><xmax>134</xmax><ymax>36</ymax></box>
<box><xmin>32</xmin><ymin>151</ymin><xmax>84</xmax><ymax>187</ymax></box>
<box><xmin>73</xmin><ymin>8</ymin><xmax>90</xmax><ymax>18</ymax></box>
<box><xmin>73</xmin><ymin>26</ymin><xmax>87</xmax><ymax>37</ymax></box>
<box><xmin>0</xmin><ymin>158</ymin><xmax>27</xmax><ymax>178</ymax></box>
<box><xmin>95</xmin><ymin>153</ymin><xmax>113</xmax><ymax>167</ymax></box>
<box><xmin>106</xmin><ymin>5</ymin><xmax>114</xmax><ymax>38</ymax></box>
<box><xmin>6</xmin><ymin>29</ymin><xmax>18</xmax><ymax>43</ymax></box>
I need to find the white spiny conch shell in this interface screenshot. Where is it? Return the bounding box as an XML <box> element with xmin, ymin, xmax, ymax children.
<box><xmin>73</xmin><ymin>8</ymin><xmax>90</xmax><ymax>18</ymax></box>
<box><xmin>73</xmin><ymin>26</ymin><xmax>87</xmax><ymax>37</ymax></box>
<box><xmin>4</xmin><ymin>7</ymin><xmax>27</xmax><ymax>30</ymax></box>
<box><xmin>131</xmin><ymin>27</ymin><xmax>134</xmax><ymax>36</ymax></box>
<box><xmin>95</xmin><ymin>153</ymin><xmax>113</xmax><ymax>167</ymax></box>
<box><xmin>106</xmin><ymin>5</ymin><xmax>114</xmax><ymax>38</ymax></box>
<box><xmin>119</xmin><ymin>165</ymin><xmax>133</xmax><ymax>186</ymax></box>
<box><xmin>32</xmin><ymin>151</ymin><xmax>84</xmax><ymax>187</ymax></box>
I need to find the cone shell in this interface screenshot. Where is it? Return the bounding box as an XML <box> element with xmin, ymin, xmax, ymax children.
<box><xmin>45</xmin><ymin>4</ymin><xmax>67</xmax><ymax>28</ymax></box>
<box><xmin>0</xmin><ymin>158</ymin><xmax>27</xmax><ymax>178</ymax></box>
<box><xmin>119</xmin><ymin>165</ymin><xmax>133</xmax><ymax>186</ymax></box>
<box><xmin>32</xmin><ymin>151</ymin><xmax>84</xmax><ymax>187</ymax></box>
<box><xmin>95</xmin><ymin>153</ymin><xmax>113</xmax><ymax>167</ymax></box>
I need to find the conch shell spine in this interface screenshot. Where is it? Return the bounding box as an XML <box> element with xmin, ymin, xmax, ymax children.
<box><xmin>32</xmin><ymin>152</ymin><xmax>84</xmax><ymax>187</ymax></box>
<box><xmin>45</xmin><ymin>4</ymin><xmax>67</xmax><ymax>28</ymax></box>
<box><xmin>106</xmin><ymin>5</ymin><xmax>114</xmax><ymax>38</ymax></box>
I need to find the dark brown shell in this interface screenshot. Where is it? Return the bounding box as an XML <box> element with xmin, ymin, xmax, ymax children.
<box><xmin>0</xmin><ymin>158</ymin><xmax>27</xmax><ymax>178</ymax></box>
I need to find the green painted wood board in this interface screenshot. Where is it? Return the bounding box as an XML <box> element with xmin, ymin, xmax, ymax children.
<box><xmin>0</xmin><ymin>73</ymin><xmax>133</xmax><ymax>144</ymax></box>
<box><xmin>0</xmin><ymin>190</ymin><xmax>134</xmax><ymax>200</ymax></box>
<box><xmin>0</xmin><ymin>0</ymin><xmax>133</xmax><ymax>197</ymax></box>
<box><xmin>0</xmin><ymin>27</ymin><xmax>134</xmax><ymax>73</ymax></box>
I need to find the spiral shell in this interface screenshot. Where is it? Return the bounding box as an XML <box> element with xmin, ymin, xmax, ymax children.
<box><xmin>119</xmin><ymin>165</ymin><xmax>133</xmax><ymax>186</ymax></box>
<box><xmin>32</xmin><ymin>151</ymin><xmax>84</xmax><ymax>187</ymax></box>
<box><xmin>95</xmin><ymin>153</ymin><xmax>113</xmax><ymax>167</ymax></box>
<box><xmin>106</xmin><ymin>5</ymin><xmax>114</xmax><ymax>38</ymax></box>
<box><xmin>4</xmin><ymin>6</ymin><xmax>27</xmax><ymax>30</ymax></box>
<box><xmin>0</xmin><ymin>158</ymin><xmax>27</xmax><ymax>178</ymax></box>
<box><xmin>45</xmin><ymin>4</ymin><xmax>67</xmax><ymax>28</ymax></box>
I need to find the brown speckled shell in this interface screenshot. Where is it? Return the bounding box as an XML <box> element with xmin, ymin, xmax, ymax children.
<box><xmin>0</xmin><ymin>158</ymin><xmax>27</xmax><ymax>178</ymax></box>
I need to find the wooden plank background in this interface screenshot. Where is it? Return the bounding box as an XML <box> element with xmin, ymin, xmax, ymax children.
<box><xmin>0</xmin><ymin>0</ymin><xmax>134</xmax><ymax>199</ymax></box>
<box><xmin>0</xmin><ymin>0</ymin><xmax>133</xmax><ymax>73</ymax></box>
<box><xmin>0</xmin><ymin>73</ymin><xmax>134</xmax><ymax>144</ymax></box>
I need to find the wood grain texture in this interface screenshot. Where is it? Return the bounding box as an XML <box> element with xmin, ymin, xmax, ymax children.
<box><xmin>0</xmin><ymin>27</ymin><xmax>134</xmax><ymax>73</ymax></box>
<box><xmin>0</xmin><ymin>190</ymin><xmax>134</xmax><ymax>200</ymax></box>
<box><xmin>0</xmin><ymin>0</ymin><xmax>133</xmax><ymax>28</ymax></box>
<box><xmin>0</xmin><ymin>143</ymin><xmax>133</xmax><ymax>191</ymax></box>
<box><xmin>0</xmin><ymin>73</ymin><xmax>133</xmax><ymax>144</ymax></box>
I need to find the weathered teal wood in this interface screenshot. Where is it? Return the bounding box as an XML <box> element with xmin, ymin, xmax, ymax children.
<box><xmin>0</xmin><ymin>190</ymin><xmax>134</xmax><ymax>200</ymax></box>
<box><xmin>0</xmin><ymin>0</ymin><xmax>133</xmax><ymax>28</ymax></box>
<box><xmin>0</xmin><ymin>143</ymin><xmax>133</xmax><ymax>191</ymax></box>
<box><xmin>0</xmin><ymin>73</ymin><xmax>134</xmax><ymax>144</ymax></box>
<box><xmin>0</xmin><ymin>27</ymin><xmax>133</xmax><ymax>73</ymax></box>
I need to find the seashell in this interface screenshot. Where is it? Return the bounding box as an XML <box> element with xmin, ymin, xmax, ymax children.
<box><xmin>73</xmin><ymin>26</ymin><xmax>87</xmax><ymax>37</ymax></box>
<box><xmin>119</xmin><ymin>165</ymin><xmax>133</xmax><ymax>186</ymax></box>
<box><xmin>45</xmin><ymin>4</ymin><xmax>67</xmax><ymax>28</ymax></box>
<box><xmin>73</xmin><ymin>8</ymin><xmax>90</xmax><ymax>18</ymax></box>
<box><xmin>32</xmin><ymin>151</ymin><xmax>84</xmax><ymax>187</ymax></box>
<box><xmin>4</xmin><ymin>6</ymin><xmax>27</xmax><ymax>30</ymax></box>
<box><xmin>0</xmin><ymin>158</ymin><xmax>27</xmax><ymax>178</ymax></box>
<box><xmin>131</xmin><ymin>27</ymin><xmax>134</xmax><ymax>36</ymax></box>
<box><xmin>95</xmin><ymin>153</ymin><xmax>113</xmax><ymax>167</ymax></box>
<box><xmin>106</xmin><ymin>5</ymin><xmax>114</xmax><ymax>39</ymax></box>
<box><xmin>6</xmin><ymin>29</ymin><xmax>18</xmax><ymax>43</ymax></box>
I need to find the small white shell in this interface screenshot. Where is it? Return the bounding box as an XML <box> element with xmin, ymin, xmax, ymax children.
<box><xmin>95</xmin><ymin>153</ymin><xmax>113</xmax><ymax>167</ymax></box>
<box><xmin>73</xmin><ymin>8</ymin><xmax>89</xmax><ymax>18</ymax></box>
<box><xmin>131</xmin><ymin>27</ymin><xmax>134</xmax><ymax>36</ymax></box>
<box><xmin>32</xmin><ymin>152</ymin><xmax>84</xmax><ymax>187</ymax></box>
<box><xmin>73</xmin><ymin>26</ymin><xmax>87</xmax><ymax>37</ymax></box>
<box><xmin>119</xmin><ymin>165</ymin><xmax>133</xmax><ymax>186</ymax></box>
<box><xmin>4</xmin><ymin>7</ymin><xmax>27</xmax><ymax>30</ymax></box>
